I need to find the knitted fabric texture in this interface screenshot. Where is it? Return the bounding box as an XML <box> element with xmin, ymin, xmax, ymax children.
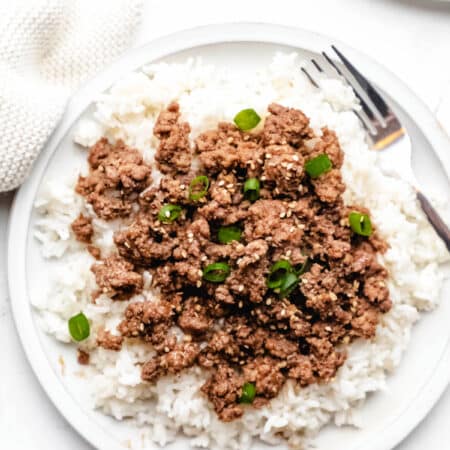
<box><xmin>0</xmin><ymin>0</ymin><xmax>143</xmax><ymax>192</ymax></box>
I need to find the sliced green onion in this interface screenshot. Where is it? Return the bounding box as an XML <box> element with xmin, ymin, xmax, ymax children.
<box><xmin>295</xmin><ymin>257</ymin><xmax>311</xmax><ymax>276</ymax></box>
<box><xmin>189</xmin><ymin>175</ymin><xmax>209</xmax><ymax>201</ymax></box>
<box><xmin>68</xmin><ymin>312</ymin><xmax>90</xmax><ymax>342</ymax></box>
<box><xmin>279</xmin><ymin>272</ymin><xmax>299</xmax><ymax>298</ymax></box>
<box><xmin>158</xmin><ymin>204</ymin><xmax>182</xmax><ymax>223</ymax></box>
<box><xmin>203</xmin><ymin>262</ymin><xmax>231</xmax><ymax>283</ymax></box>
<box><xmin>267</xmin><ymin>260</ymin><xmax>293</xmax><ymax>289</ymax></box>
<box><xmin>233</xmin><ymin>109</ymin><xmax>261</xmax><ymax>131</ymax></box>
<box><xmin>240</xmin><ymin>382</ymin><xmax>256</xmax><ymax>404</ymax></box>
<box><xmin>218</xmin><ymin>225</ymin><xmax>242</xmax><ymax>244</ymax></box>
<box><xmin>349</xmin><ymin>211</ymin><xmax>373</xmax><ymax>237</ymax></box>
<box><xmin>243</xmin><ymin>178</ymin><xmax>260</xmax><ymax>202</ymax></box>
<box><xmin>305</xmin><ymin>154</ymin><xmax>332</xmax><ymax>178</ymax></box>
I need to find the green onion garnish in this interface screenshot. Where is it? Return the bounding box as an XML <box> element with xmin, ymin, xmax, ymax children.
<box><xmin>305</xmin><ymin>154</ymin><xmax>332</xmax><ymax>178</ymax></box>
<box><xmin>189</xmin><ymin>175</ymin><xmax>209</xmax><ymax>201</ymax></box>
<box><xmin>158</xmin><ymin>204</ymin><xmax>182</xmax><ymax>223</ymax></box>
<box><xmin>240</xmin><ymin>382</ymin><xmax>256</xmax><ymax>404</ymax></box>
<box><xmin>267</xmin><ymin>260</ymin><xmax>301</xmax><ymax>298</ymax></box>
<box><xmin>218</xmin><ymin>225</ymin><xmax>242</xmax><ymax>244</ymax></box>
<box><xmin>243</xmin><ymin>178</ymin><xmax>260</xmax><ymax>202</ymax></box>
<box><xmin>68</xmin><ymin>312</ymin><xmax>90</xmax><ymax>342</ymax></box>
<box><xmin>349</xmin><ymin>211</ymin><xmax>373</xmax><ymax>236</ymax></box>
<box><xmin>295</xmin><ymin>257</ymin><xmax>311</xmax><ymax>276</ymax></box>
<box><xmin>279</xmin><ymin>272</ymin><xmax>299</xmax><ymax>298</ymax></box>
<box><xmin>267</xmin><ymin>260</ymin><xmax>293</xmax><ymax>289</ymax></box>
<box><xmin>233</xmin><ymin>108</ymin><xmax>261</xmax><ymax>131</ymax></box>
<box><xmin>202</xmin><ymin>262</ymin><xmax>231</xmax><ymax>283</ymax></box>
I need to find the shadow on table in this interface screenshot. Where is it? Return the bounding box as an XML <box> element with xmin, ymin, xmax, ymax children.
<box><xmin>384</xmin><ymin>0</ymin><xmax>450</xmax><ymax>13</ymax></box>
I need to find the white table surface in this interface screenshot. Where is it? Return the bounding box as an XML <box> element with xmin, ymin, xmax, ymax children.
<box><xmin>1</xmin><ymin>0</ymin><xmax>450</xmax><ymax>449</ymax></box>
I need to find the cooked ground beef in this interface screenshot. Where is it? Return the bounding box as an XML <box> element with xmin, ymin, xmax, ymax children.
<box><xmin>71</xmin><ymin>214</ymin><xmax>94</xmax><ymax>243</ymax></box>
<box><xmin>96</xmin><ymin>328</ymin><xmax>124</xmax><ymax>351</ymax></box>
<box><xmin>77</xmin><ymin>349</ymin><xmax>90</xmax><ymax>365</ymax></box>
<box><xmin>74</xmin><ymin>102</ymin><xmax>391</xmax><ymax>421</ymax></box>
<box><xmin>75</xmin><ymin>138</ymin><xmax>152</xmax><ymax>220</ymax></box>
<box><xmin>91</xmin><ymin>255</ymin><xmax>143</xmax><ymax>300</ymax></box>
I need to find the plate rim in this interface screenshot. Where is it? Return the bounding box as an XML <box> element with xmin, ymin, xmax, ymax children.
<box><xmin>7</xmin><ymin>22</ymin><xmax>450</xmax><ymax>450</ymax></box>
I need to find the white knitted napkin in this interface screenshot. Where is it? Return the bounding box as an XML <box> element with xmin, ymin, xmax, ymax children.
<box><xmin>0</xmin><ymin>0</ymin><xmax>143</xmax><ymax>192</ymax></box>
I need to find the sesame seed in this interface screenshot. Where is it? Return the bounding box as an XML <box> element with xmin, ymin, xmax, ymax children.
<box><xmin>329</xmin><ymin>292</ymin><xmax>337</xmax><ymax>301</ymax></box>
<box><xmin>201</xmin><ymin>255</ymin><xmax>207</xmax><ymax>261</ymax></box>
<box><xmin>286</xmin><ymin>210</ymin><xmax>292</xmax><ymax>218</ymax></box>
<box><xmin>238</xmin><ymin>285</ymin><xmax>244</xmax><ymax>292</ymax></box>
<box><xmin>325</xmin><ymin>326</ymin><xmax>332</xmax><ymax>332</ymax></box>
<box><xmin>165</xmin><ymin>211</ymin><xmax>170</xmax><ymax>218</ymax></box>
<box><xmin>164</xmin><ymin>346</ymin><xmax>170</xmax><ymax>353</ymax></box>
<box><xmin>266</xmin><ymin>299</ymin><xmax>272</xmax><ymax>305</ymax></box>
<box><xmin>227</xmin><ymin>137</ymin><xmax>234</xmax><ymax>143</ymax></box>
<box><xmin>238</xmin><ymin>301</ymin><xmax>243</xmax><ymax>308</ymax></box>
<box><xmin>265</xmin><ymin>153</ymin><xmax>272</xmax><ymax>159</ymax></box>
<box><xmin>292</xmin><ymin>155</ymin><xmax>299</xmax><ymax>161</ymax></box>
<box><xmin>218</xmin><ymin>180</ymin><xmax>225</xmax><ymax>186</ymax></box>
<box><xmin>287</xmin><ymin>163</ymin><xmax>293</xmax><ymax>170</ymax></box>
<box><xmin>180</xmin><ymin>184</ymin><xmax>186</xmax><ymax>189</ymax></box>
<box><xmin>279</xmin><ymin>212</ymin><xmax>286</xmax><ymax>218</ymax></box>
<box><xmin>260</xmin><ymin>176</ymin><xmax>267</xmax><ymax>181</ymax></box>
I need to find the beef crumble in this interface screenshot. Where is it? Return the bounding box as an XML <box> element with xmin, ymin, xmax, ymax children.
<box><xmin>75</xmin><ymin>138</ymin><xmax>152</xmax><ymax>220</ymax></box>
<box><xmin>71</xmin><ymin>214</ymin><xmax>93</xmax><ymax>243</ymax></box>
<box><xmin>75</xmin><ymin>102</ymin><xmax>392</xmax><ymax>421</ymax></box>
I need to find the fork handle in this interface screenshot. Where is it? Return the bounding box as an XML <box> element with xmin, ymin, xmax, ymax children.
<box><xmin>416</xmin><ymin>190</ymin><xmax>450</xmax><ymax>252</ymax></box>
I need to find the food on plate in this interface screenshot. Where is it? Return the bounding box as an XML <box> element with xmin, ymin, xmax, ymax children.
<box><xmin>33</xmin><ymin>54</ymin><xmax>449</xmax><ymax>450</ymax></box>
<box><xmin>71</xmin><ymin>100</ymin><xmax>392</xmax><ymax>422</ymax></box>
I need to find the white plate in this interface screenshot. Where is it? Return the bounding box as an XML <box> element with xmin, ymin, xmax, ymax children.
<box><xmin>7</xmin><ymin>23</ymin><xmax>450</xmax><ymax>450</ymax></box>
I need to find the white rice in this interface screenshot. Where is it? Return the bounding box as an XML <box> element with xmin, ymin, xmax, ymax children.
<box><xmin>32</xmin><ymin>53</ymin><xmax>449</xmax><ymax>450</ymax></box>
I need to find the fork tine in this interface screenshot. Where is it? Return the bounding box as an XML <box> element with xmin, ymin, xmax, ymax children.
<box><xmin>319</xmin><ymin>52</ymin><xmax>376</xmax><ymax>122</ymax></box>
<box><xmin>301</xmin><ymin>64</ymin><xmax>375</xmax><ymax>137</ymax></box>
<box><xmin>331</xmin><ymin>45</ymin><xmax>390</xmax><ymax>118</ymax></box>
<box><xmin>322</xmin><ymin>52</ymin><xmax>343</xmax><ymax>76</ymax></box>
<box><xmin>311</xmin><ymin>59</ymin><xmax>323</xmax><ymax>73</ymax></box>
<box><xmin>353</xmin><ymin>109</ymin><xmax>375</xmax><ymax>136</ymax></box>
<box><xmin>301</xmin><ymin>67</ymin><xmax>319</xmax><ymax>88</ymax></box>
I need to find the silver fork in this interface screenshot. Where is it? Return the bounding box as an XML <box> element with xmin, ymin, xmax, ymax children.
<box><xmin>302</xmin><ymin>46</ymin><xmax>450</xmax><ymax>252</ymax></box>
